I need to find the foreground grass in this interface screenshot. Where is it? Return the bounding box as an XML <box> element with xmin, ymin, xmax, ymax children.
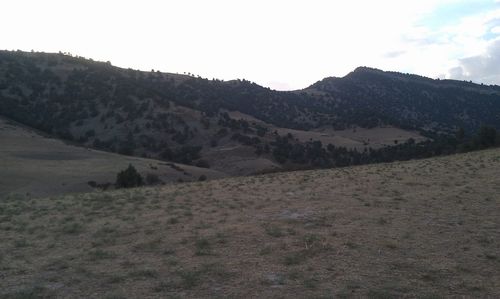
<box><xmin>1</xmin><ymin>149</ymin><xmax>500</xmax><ymax>298</ymax></box>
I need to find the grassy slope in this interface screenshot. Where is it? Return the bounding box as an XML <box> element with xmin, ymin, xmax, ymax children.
<box><xmin>1</xmin><ymin>149</ymin><xmax>499</xmax><ymax>298</ymax></box>
<box><xmin>228</xmin><ymin>110</ymin><xmax>427</xmax><ymax>150</ymax></box>
<box><xmin>0</xmin><ymin>118</ymin><xmax>226</xmax><ymax>198</ymax></box>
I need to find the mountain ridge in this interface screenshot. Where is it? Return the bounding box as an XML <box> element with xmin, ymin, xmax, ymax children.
<box><xmin>1</xmin><ymin>50</ymin><xmax>499</xmax><ymax>175</ymax></box>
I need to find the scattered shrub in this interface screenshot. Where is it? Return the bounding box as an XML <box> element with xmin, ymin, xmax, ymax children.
<box><xmin>116</xmin><ymin>164</ymin><xmax>143</xmax><ymax>188</ymax></box>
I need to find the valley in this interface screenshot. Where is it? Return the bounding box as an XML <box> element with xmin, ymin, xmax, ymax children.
<box><xmin>2</xmin><ymin>1</ymin><xmax>500</xmax><ymax>298</ymax></box>
<box><xmin>1</xmin><ymin>50</ymin><xmax>499</xmax><ymax>182</ymax></box>
<box><xmin>0</xmin><ymin>50</ymin><xmax>499</xmax><ymax>298</ymax></box>
<box><xmin>0</xmin><ymin>117</ymin><xmax>225</xmax><ymax>198</ymax></box>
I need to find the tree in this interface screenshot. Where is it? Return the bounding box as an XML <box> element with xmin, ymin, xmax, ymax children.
<box><xmin>116</xmin><ymin>164</ymin><xmax>143</xmax><ymax>188</ymax></box>
<box><xmin>456</xmin><ymin>127</ymin><xmax>465</xmax><ymax>141</ymax></box>
<box><xmin>478</xmin><ymin>126</ymin><xmax>497</xmax><ymax>148</ymax></box>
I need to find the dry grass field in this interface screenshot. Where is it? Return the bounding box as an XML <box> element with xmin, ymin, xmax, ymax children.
<box><xmin>0</xmin><ymin>118</ymin><xmax>226</xmax><ymax>198</ymax></box>
<box><xmin>1</xmin><ymin>148</ymin><xmax>499</xmax><ymax>298</ymax></box>
<box><xmin>227</xmin><ymin>111</ymin><xmax>427</xmax><ymax>150</ymax></box>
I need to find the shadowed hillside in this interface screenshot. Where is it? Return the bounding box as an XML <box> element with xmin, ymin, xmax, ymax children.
<box><xmin>308</xmin><ymin>67</ymin><xmax>500</xmax><ymax>132</ymax></box>
<box><xmin>1</xmin><ymin>50</ymin><xmax>499</xmax><ymax>175</ymax></box>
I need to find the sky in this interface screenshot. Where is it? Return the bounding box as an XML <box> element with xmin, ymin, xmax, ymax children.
<box><xmin>2</xmin><ymin>0</ymin><xmax>500</xmax><ymax>90</ymax></box>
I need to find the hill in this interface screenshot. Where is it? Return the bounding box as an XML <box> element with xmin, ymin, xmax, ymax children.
<box><xmin>1</xmin><ymin>148</ymin><xmax>499</xmax><ymax>298</ymax></box>
<box><xmin>0</xmin><ymin>117</ymin><xmax>225</xmax><ymax>198</ymax></box>
<box><xmin>1</xmin><ymin>50</ymin><xmax>499</xmax><ymax>175</ymax></box>
<box><xmin>308</xmin><ymin>67</ymin><xmax>500</xmax><ymax>132</ymax></box>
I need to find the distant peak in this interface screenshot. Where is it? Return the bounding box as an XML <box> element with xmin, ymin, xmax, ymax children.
<box><xmin>351</xmin><ymin>66</ymin><xmax>384</xmax><ymax>74</ymax></box>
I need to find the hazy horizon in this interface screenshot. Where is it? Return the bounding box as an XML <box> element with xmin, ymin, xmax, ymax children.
<box><xmin>3</xmin><ymin>0</ymin><xmax>500</xmax><ymax>90</ymax></box>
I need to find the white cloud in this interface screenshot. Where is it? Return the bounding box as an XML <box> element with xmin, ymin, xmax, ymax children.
<box><xmin>491</xmin><ymin>26</ymin><xmax>500</xmax><ymax>34</ymax></box>
<box><xmin>447</xmin><ymin>38</ymin><xmax>500</xmax><ymax>84</ymax></box>
<box><xmin>381</xmin><ymin>6</ymin><xmax>500</xmax><ymax>84</ymax></box>
<box><xmin>439</xmin><ymin>8</ymin><xmax>500</xmax><ymax>84</ymax></box>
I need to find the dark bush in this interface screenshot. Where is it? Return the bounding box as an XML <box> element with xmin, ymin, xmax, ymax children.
<box><xmin>195</xmin><ymin>160</ymin><xmax>210</xmax><ymax>168</ymax></box>
<box><xmin>116</xmin><ymin>164</ymin><xmax>143</xmax><ymax>188</ymax></box>
<box><xmin>87</xmin><ymin>181</ymin><xmax>97</xmax><ymax>188</ymax></box>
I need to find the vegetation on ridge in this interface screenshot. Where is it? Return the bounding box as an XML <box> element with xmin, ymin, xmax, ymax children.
<box><xmin>1</xmin><ymin>50</ymin><xmax>499</xmax><ymax>174</ymax></box>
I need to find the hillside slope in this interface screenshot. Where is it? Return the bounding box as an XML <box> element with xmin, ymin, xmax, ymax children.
<box><xmin>0</xmin><ymin>117</ymin><xmax>225</xmax><ymax>198</ymax></box>
<box><xmin>308</xmin><ymin>67</ymin><xmax>500</xmax><ymax>132</ymax></box>
<box><xmin>1</xmin><ymin>148</ymin><xmax>499</xmax><ymax>298</ymax></box>
<box><xmin>1</xmin><ymin>50</ymin><xmax>499</xmax><ymax>173</ymax></box>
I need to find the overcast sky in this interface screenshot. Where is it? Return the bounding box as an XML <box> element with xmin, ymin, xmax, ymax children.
<box><xmin>2</xmin><ymin>0</ymin><xmax>500</xmax><ymax>90</ymax></box>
